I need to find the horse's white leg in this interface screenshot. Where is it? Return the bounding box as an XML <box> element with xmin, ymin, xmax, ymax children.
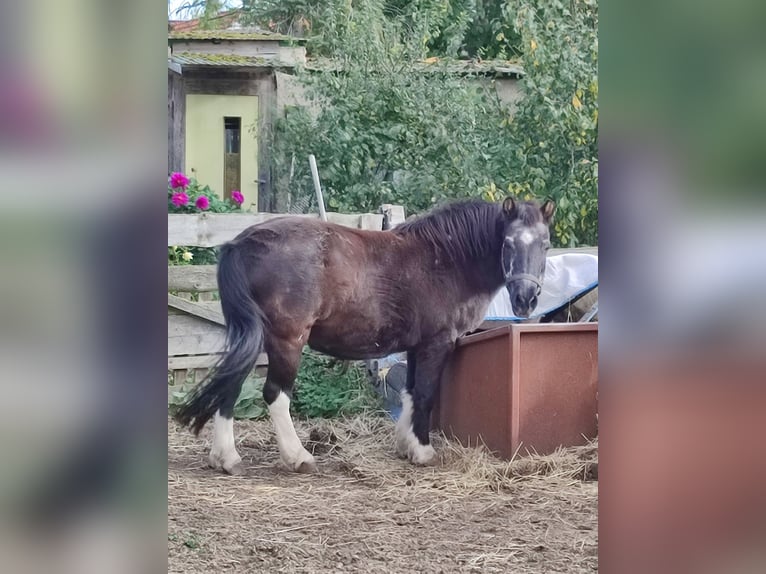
<box><xmin>208</xmin><ymin>411</ymin><xmax>244</xmax><ymax>475</ymax></box>
<box><xmin>269</xmin><ymin>391</ymin><xmax>316</xmax><ymax>473</ymax></box>
<box><xmin>395</xmin><ymin>390</ymin><xmax>416</xmax><ymax>456</ymax></box>
<box><xmin>395</xmin><ymin>390</ymin><xmax>437</xmax><ymax>465</ymax></box>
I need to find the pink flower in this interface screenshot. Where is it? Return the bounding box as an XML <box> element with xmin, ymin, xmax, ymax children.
<box><xmin>171</xmin><ymin>192</ymin><xmax>189</xmax><ymax>207</ymax></box>
<box><xmin>231</xmin><ymin>190</ymin><xmax>244</xmax><ymax>205</ymax></box>
<box><xmin>195</xmin><ymin>195</ymin><xmax>210</xmax><ymax>210</ymax></box>
<box><xmin>170</xmin><ymin>172</ymin><xmax>190</xmax><ymax>189</ymax></box>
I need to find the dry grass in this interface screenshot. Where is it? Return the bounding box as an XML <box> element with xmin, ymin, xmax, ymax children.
<box><xmin>168</xmin><ymin>413</ymin><xmax>598</xmax><ymax>573</ymax></box>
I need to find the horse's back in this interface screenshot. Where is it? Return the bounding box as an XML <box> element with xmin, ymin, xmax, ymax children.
<box><xmin>226</xmin><ymin>217</ymin><xmax>406</xmax><ymax>340</ymax></box>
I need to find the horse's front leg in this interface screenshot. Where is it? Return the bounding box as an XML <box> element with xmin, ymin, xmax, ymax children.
<box><xmin>395</xmin><ymin>342</ymin><xmax>452</xmax><ymax>465</ymax></box>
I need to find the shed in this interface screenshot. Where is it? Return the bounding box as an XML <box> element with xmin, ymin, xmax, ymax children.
<box><xmin>167</xmin><ymin>29</ymin><xmax>306</xmax><ymax>211</ymax></box>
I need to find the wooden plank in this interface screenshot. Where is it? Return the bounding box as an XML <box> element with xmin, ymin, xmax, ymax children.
<box><xmin>168</xmin><ymin>354</ymin><xmax>222</xmax><ymax>370</ymax></box>
<box><xmin>168</xmin><ymin>265</ymin><xmax>219</xmax><ymax>292</ymax></box>
<box><xmin>168</xmin><ymin>353</ymin><xmax>269</xmax><ymax>370</ymax></box>
<box><xmin>168</xmin><ymin>301</ymin><xmax>221</xmax><ymax>316</ymax></box>
<box><xmin>168</xmin><ymin>293</ymin><xmax>225</xmax><ymax>325</ymax></box>
<box><xmin>168</xmin><ymin>314</ymin><xmax>226</xmax><ymax>356</ymax></box>
<box><xmin>169</xmin><ymin>213</ymin><xmax>308</xmax><ymax>247</ymax></box>
<box><xmin>168</xmin><ymin>331</ymin><xmax>226</xmax><ymax>356</ymax></box>
<box><xmin>168</xmin><ymin>314</ymin><xmax>224</xmax><ymax>337</ymax></box>
<box><xmin>379</xmin><ymin>204</ymin><xmax>406</xmax><ymax>229</ymax></box>
<box><xmin>358</xmin><ymin>213</ymin><xmax>385</xmax><ymax>230</ymax></box>
<box><xmin>168</xmin><ymin>212</ymin><xmax>384</xmax><ymax>247</ymax></box>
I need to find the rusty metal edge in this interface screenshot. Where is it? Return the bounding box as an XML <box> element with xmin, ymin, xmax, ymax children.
<box><xmin>509</xmin><ymin>326</ymin><xmax>522</xmax><ymax>456</ymax></box>
<box><xmin>457</xmin><ymin>322</ymin><xmax>597</xmax><ymax>348</ymax></box>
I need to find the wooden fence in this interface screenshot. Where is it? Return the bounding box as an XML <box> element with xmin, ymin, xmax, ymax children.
<box><xmin>168</xmin><ymin>209</ymin><xmax>399</xmax><ymax>397</ymax></box>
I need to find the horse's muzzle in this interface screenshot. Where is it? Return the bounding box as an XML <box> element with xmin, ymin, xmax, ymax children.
<box><xmin>507</xmin><ymin>279</ymin><xmax>540</xmax><ymax>318</ymax></box>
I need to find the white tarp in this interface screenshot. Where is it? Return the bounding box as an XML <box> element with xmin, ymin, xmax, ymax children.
<box><xmin>485</xmin><ymin>253</ymin><xmax>599</xmax><ymax>320</ymax></box>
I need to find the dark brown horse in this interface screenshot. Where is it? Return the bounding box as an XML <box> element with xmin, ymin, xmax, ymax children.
<box><xmin>175</xmin><ymin>197</ymin><xmax>555</xmax><ymax>474</ymax></box>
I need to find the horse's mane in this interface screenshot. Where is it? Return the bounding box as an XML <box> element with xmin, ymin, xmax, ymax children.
<box><xmin>394</xmin><ymin>199</ymin><xmax>543</xmax><ymax>261</ymax></box>
<box><xmin>394</xmin><ymin>200</ymin><xmax>499</xmax><ymax>261</ymax></box>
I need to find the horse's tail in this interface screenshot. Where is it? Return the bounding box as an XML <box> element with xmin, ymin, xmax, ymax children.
<box><xmin>174</xmin><ymin>242</ymin><xmax>267</xmax><ymax>435</ymax></box>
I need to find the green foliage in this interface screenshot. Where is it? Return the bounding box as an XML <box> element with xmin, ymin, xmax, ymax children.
<box><xmin>168</xmin><ymin>175</ymin><xmax>246</xmax><ymax>266</ymax></box>
<box><xmin>460</xmin><ymin>0</ymin><xmax>520</xmax><ymax>59</ymax></box>
<box><xmin>501</xmin><ymin>0</ymin><xmax>599</xmax><ymax>246</ymax></box>
<box><xmin>269</xmin><ymin>0</ymin><xmax>597</xmax><ymax>245</ymax></box>
<box><xmin>167</xmin><ymin>176</ymin><xmax>245</xmax><ymax>214</ymax></box>
<box><xmin>239</xmin><ymin>0</ymin><xmax>518</xmax><ymax>59</ymax></box>
<box><xmin>270</xmin><ymin>0</ymin><xmax>514</xmax><ymax>215</ymax></box>
<box><xmin>274</xmin><ymin>65</ymin><xmax>507</xmax><ymax>215</ymax></box>
<box><xmin>232</xmin><ymin>376</ymin><xmax>268</xmax><ymax>419</ymax></box>
<box><xmin>292</xmin><ymin>352</ymin><xmax>382</xmax><ymax>418</ymax></box>
<box><xmin>168</xmin><ymin>351</ymin><xmax>381</xmax><ymax>420</ymax></box>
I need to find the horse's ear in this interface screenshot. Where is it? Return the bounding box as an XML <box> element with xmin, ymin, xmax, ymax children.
<box><xmin>541</xmin><ymin>200</ymin><xmax>556</xmax><ymax>223</ymax></box>
<box><xmin>502</xmin><ymin>197</ymin><xmax>517</xmax><ymax>218</ymax></box>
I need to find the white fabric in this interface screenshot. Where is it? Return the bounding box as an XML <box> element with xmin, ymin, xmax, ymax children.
<box><xmin>485</xmin><ymin>253</ymin><xmax>598</xmax><ymax>320</ymax></box>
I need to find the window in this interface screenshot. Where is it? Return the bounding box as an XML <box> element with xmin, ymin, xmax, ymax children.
<box><xmin>224</xmin><ymin>117</ymin><xmax>241</xmax><ymax>153</ymax></box>
<box><xmin>223</xmin><ymin>117</ymin><xmax>242</xmax><ymax>199</ymax></box>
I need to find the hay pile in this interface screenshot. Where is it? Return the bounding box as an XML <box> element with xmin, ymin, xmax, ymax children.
<box><xmin>169</xmin><ymin>413</ymin><xmax>597</xmax><ymax>573</ymax></box>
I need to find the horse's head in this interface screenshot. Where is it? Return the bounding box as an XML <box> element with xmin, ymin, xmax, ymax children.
<box><xmin>500</xmin><ymin>197</ymin><xmax>556</xmax><ymax>318</ymax></box>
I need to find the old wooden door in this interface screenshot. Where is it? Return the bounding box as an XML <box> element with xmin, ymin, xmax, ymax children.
<box><xmin>185</xmin><ymin>94</ymin><xmax>259</xmax><ymax>207</ymax></box>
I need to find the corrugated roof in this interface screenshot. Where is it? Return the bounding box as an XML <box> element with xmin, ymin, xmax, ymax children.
<box><xmin>169</xmin><ymin>29</ymin><xmax>299</xmax><ymax>42</ymax></box>
<box><xmin>305</xmin><ymin>58</ymin><xmax>524</xmax><ymax>77</ymax></box>
<box><xmin>168</xmin><ymin>53</ymin><xmax>521</xmax><ymax>75</ymax></box>
<box><xmin>169</xmin><ymin>52</ymin><xmax>295</xmax><ymax>69</ymax></box>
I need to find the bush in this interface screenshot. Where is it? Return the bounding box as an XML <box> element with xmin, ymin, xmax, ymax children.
<box><xmin>168</xmin><ymin>351</ymin><xmax>382</xmax><ymax>420</ymax></box>
<box><xmin>269</xmin><ymin>0</ymin><xmax>516</xmax><ymax>216</ymax></box>
<box><xmin>292</xmin><ymin>352</ymin><xmax>382</xmax><ymax>418</ymax></box>
<box><xmin>269</xmin><ymin>0</ymin><xmax>598</xmax><ymax>246</ymax></box>
<box><xmin>167</xmin><ymin>172</ymin><xmax>248</xmax><ymax>265</ymax></box>
<box><xmin>501</xmin><ymin>0</ymin><xmax>599</xmax><ymax>246</ymax></box>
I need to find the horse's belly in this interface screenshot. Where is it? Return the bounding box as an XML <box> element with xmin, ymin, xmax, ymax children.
<box><xmin>307</xmin><ymin>324</ymin><xmax>406</xmax><ymax>360</ymax></box>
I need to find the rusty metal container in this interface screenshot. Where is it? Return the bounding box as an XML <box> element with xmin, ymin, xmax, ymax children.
<box><xmin>434</xmin><ymin>323</ymin><xmax>598</xmax><ymax>458</ymax></box>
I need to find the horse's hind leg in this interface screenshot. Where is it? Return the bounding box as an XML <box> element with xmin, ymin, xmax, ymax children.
<box><xmin>209</xmin><ymin>410</ymin><xmax>243</xmax><ymax>475</ymax></box>
<box><xmin>264</xmin><ymin>335</ymin><xmax>316</xmax><ymax>473</ymax></box>
<box><xmin>209</xmin><ymin>374</ymin><xmax>248</xmax><ymax>475</ymax></box>
<box><xmin>395</xmin><ymin>343</ymin><xmax>452</xmax><ymax>465</ymax></box>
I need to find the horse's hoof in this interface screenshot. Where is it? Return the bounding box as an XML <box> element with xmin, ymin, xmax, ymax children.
<box><xmin>296</xmin><ymin>460</ymin><xmax>317</xmax><ymax>473</ymax></box>
<box><xmin>409</xmin><ymin>444</ymin><xmax>438</xmax><ymax>466</ymax></box>
<box><xmin>224</xmin><ymin>462</ymin><xmax>245</xmax><ymax>476</ymax></box>
<box><xmin>209</xmin><ymin>451</ymin><xmax>243</xmax><ymax>475</ymax></box>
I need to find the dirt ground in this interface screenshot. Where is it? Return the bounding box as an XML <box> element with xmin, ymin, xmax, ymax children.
<box><xmin>168</xmin><ymin>414</ymin><xmax>598</xmax><ymax>573</ymax></box>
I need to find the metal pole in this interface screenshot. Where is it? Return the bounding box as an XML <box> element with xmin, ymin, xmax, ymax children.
<box><xmin>308</xmin><ymin>154</ymin><xmax>327</xmax><ymax>222</ymax></box>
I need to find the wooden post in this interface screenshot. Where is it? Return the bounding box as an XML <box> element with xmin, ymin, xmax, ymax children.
<box><xmin>308</xmin><ymin>154</ymin><xmax>327</xmax><ymax>222</ymax></box>
<box><xmin>379</xmin><ymin>204</ymin><xmax>406</xmax><ymax>229</ymax></box>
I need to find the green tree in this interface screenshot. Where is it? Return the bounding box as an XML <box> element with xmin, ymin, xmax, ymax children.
<box><xmin>269</xmin><ymin>0</ymin><xmax>512</xmax><ymax>214</ymax></box>
<box><xmin>170</xmin><ymin>0</ymin><xmax>598</xmax><ymax>246</ymax></box>
<box><xmin>500</xmin><ymin>0</ymin><xmax>598</xmax><ymax>246</ymax></box>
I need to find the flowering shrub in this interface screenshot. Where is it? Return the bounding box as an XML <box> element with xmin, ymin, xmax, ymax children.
<box><xmin>170</xmin><ymin>172</ymin><xmax>191</xmax><ymax>189</ymax></box>
<box><xmin>195</xmin><ymin>195</ymin><xmax>209</xmax><ymax>210</ymax></box>
<box><xmin>167</xmin><ymin>173</ymin><xmax>246</xmax><ymax>214</ymax></box>
<box><xmin>171</xmin><ymin>192</ymin><xmax>189</xmax><ymax>207</ymax></box>
<box><xmin>168</xmin><ymin>173</ymin><xmax>248</xmax><ymax>266</ymax></box>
